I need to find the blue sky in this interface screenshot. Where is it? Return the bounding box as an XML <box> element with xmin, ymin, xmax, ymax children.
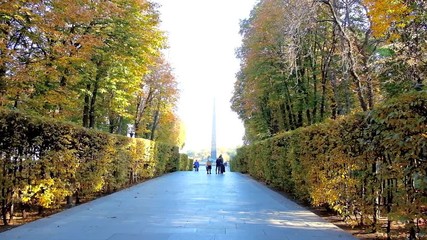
<box><xmin>154</xmin><ymin>0</ymin><xmax>258</xmax><ymax>151</ymax></box>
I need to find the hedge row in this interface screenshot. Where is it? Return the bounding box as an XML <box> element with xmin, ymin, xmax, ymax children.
<box><xmin>179</xmin><ymin>154</ymin><xmax>194</xmax><ymax>171</ymax></box>
<box><xmin>231</xmin><ymin>92</ymin><xmax>427</xmax><ymax>237</ymax></box>
<box><xmin>0</xmin><ymin>110</ymin><xmax>186</xmax><ymax>225</ymax></box>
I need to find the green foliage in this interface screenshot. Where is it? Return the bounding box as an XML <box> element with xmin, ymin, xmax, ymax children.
<box><xmin>20</xmin><ymin>178</ymin><xmax>71</xmax><ymax>209</ymax></box>
<box><xmin>0</xmin><ymin>110</ymin><xmax>184</xmax><ymax>224</ymax></box>
<box><xmin>230</xmin><ymin>147</ymin><xmax>249</xmax><ymax>173</ymax></box>
<box><xmin>234</xmin><ymin>0</ymin><xmax>426</xmax><ymax>144</ymax></box>
<box><xmin>0</xmin><ymin>0</ymin><xmax>183</xmax><ymax>148</ymax></box>
<box><xmin>178</xmin><ymin>154</ymin><xmax>191</xmax><ymax>171</ymax></box>
<box><xmin>232</xmin><ymin>92</ymin><xmax>427</xmax><ymax>235</ymax></box>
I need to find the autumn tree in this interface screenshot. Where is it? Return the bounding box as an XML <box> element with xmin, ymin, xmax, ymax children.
<box><xmin>134</xmin><ymin>54</ymin><xmax>181</xmax><ymax>145</ymax></box>
<box><xmin>363</xmin><ymin>0</ymin><xmax>426</xmax><ymax>96</ymax></box>
<box><xmin>0</xmin><ymin>0</ymin><xmax>49</xmax><ymax>108</ymax></box>
<box><xmin>233</xmin><ymin>0</ymin><xmax>426</xmax><ymax>238</ymax></box>
<box><xmin>79</xmin><ymin>0</ymin><xmax>165</xmax><ymax>130</ymax></box>
<box><xmin>155</xmin><ymin>111</ymin><xmax>186</xmax><ymax>148</ymax></box>
<box><xmin>232</xmin><ymin>0</ymin><xmax>410</xmax><ymax>143</ymax></box>
<box><xmin>233</xmin><ymin>0</ymin><xmax>320</xmax><ymax>142</ymax></box>
<box><xmin>233</xmin><ymin>0</ymin><xmax>352</xmax><ymax>142</ymax></box>
<box><xmin>0</xmin><ymin>0</ymin><xmax>184</xmax><ymax>225</ymax></box>
<box><xmin>0</xmin><ymin>0</ymin><xmax>184</xmax><ymax>142</ymax></box>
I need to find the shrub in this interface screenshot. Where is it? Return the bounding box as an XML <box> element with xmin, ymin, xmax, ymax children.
<box><xmin>232</xmin><ymin>92</ymin><xmax>427</xmax><ymax>236</ymax></box>
<box><xmin>0</xmin><ymin>110</ymin><xmax>184</xmax><ymax>224</ymax></box>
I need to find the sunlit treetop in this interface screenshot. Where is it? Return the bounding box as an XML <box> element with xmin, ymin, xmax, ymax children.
<box><xmin>363</xmin><ymin>0</ymin><xmax>410</xmax><ymax>38</ymax></box>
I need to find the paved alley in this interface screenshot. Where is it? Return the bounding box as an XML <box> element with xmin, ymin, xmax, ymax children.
<box><xmin>0</xmin><ymin>170</ymin><xmax>357</xmax><ymax>240</ymax></box>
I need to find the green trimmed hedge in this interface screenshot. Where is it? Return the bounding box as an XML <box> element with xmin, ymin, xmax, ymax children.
<box><xmin>179</xmin><ymin>154</ymin><xmax>194</xmax><ymax>171</ymax></box>
<box><xmin>232</xmin><ymin>92</ymin><xmax>427</xmax><ymax>236</ymax></box>
<box><xmin>0</xmin><ymin>110</ymin><xmax>186</xmax><ymax>224</ymax></box>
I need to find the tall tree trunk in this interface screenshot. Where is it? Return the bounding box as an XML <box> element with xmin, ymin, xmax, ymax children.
<box><xmin>116</xmin><ymin>116</ymin><xmax>123</xmax><ymax>135</ymax></box>
<box><xmin>320</xmin><ymin>25</ymin><xmax>337</xmax><ymax>120</ymax></box>
<box><xmin>13</xmin><ymin>94</ymin><xmax>19</xmax><ymax>109</ymax></box>
<box><xmin>320</xmin><ymin>68</ymin><xmax>327</xmax><ymax>120</ymax></box>
<box><xmin>320</xmin><ymin>47</ymin><xmax>330</xmax><ymax>120</ymax></box>
<box><xmin>298</xmin><ymin>57</ymin><xmax>312</xmax><ymax>126</ymax></box>
<box><xmin>361</xmin><ymin>174</ymin><xmax>367</xmax><ymax>226</ymax></box>
<box><xmin>134</xmin><ymin>88</ymin><xmax>155</xmax><ymax>137</ymax></box>
<box><xmin>322</xmin><ymin>0</ymin><xmax>368</xmax><ymax>111</ymax></box>
<box><xmin>309</xmin><ymin>52</ymin><xmax>318</xmax><ymax>124</ymax></box>
<box><xmin>1</xmin><ymin>176</ymin><xmax>11</xmax><ymax>226</ymax></box>
<box><xmin>294</xmin><ymin>57</ymin><xmax>305</xmax><ymax>128</ymax></box>
<box><xmin>269</xmin><ymin>76</ymin><xmax>286</xmax><ymax>132</ymax></box>
<box><xmin>134</xmin><ymin>95</ymin><xmax>143</xmax><ymax>137</ymax></box>
<box><xmin>1</xmin><ymin>200</ymin><xmax>8</xmax><ymax>226</ymax></box>
<box><xmin>0</xmin><ymin>64</ymin><xmax>6</xmax><ymax>107</ymax></box>
<box><xmin>359</xmin><ymin>25</ymin><xmax>376</xmax><ymax>110</ymax></box>
<box><xmin>366</xmin><ymin>76</ymin><xmax>374</xmax><ymax>110</ymax></box>
<box><xmin>82</xmin><ymin>84</ymin><xmax>91</xmax><ymax>128</ymax></box>
<box><xmin>89</xmin><ymin>78</ymin><xmax>99</xmax><ymax>128</ymax></box>
<box><xmin>372</xmin><ymin>161</ymin><xmax>380</xmax><ymax>232</ymax></box>
<box><xmin>385</xmin><ymin>178</ymin><xmax>393</xmax><ymax>240</ymax></box>
<box><xmin>149</xmin><ymin>110</ymin><xmax>160</xmax><ymax>140</ymax></box>
<box><xmin>278</xmin><ymin>103</ymin><xmax>289</xmax><ymax>130</ymax></box>
<box><xmin>279</xmin><ymin>102</ymin><xmax>289</xmax><ymax>131</ymax></box>
<box><xmin>1</xmin><ymin>160</ymin><xmax>8</xmax><ymax>225</ymax></box>
<box><xmin>109</xmin><ymin>116</ymin><xmax>116</xmax><ymax>134</ymax></box>
<box><xmin>279</xmin><ymin>75</ymin><xmax>292</xmax><ymax>130</ymax></box>
<box><xmin>283</xmin><ymin>85</ymin><xmax>296</xmax><ymax>130</ymax></box>
<box><xmin>303</xmin><ymin>75</ymin><xmax>312</xmax><ymax>125</ymax></box>
<box><xmin>330</xmin><ymin>72</ymin><xmax>338</xmax><ymax>119</ymax></box>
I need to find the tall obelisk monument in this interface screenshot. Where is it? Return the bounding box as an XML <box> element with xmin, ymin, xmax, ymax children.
<box><xmin>210</xmin><ymin>99</ymin><xmax>217</xmax><ymax>161</ymax></box>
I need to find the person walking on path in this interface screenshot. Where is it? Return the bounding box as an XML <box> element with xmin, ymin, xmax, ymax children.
<box><xmin>216</xmin><ymin>155</ymin><xmax>224</xmax><ymax>174</ymax></box>
<box><xmin>219</xmin><ymin>155</ymin><xmax>225</xmax><ymax>174</ymax></box>
<box><xmin>206</xmin><ymin>159</ymin><xmax>212</xmax><ymax>174</ymax></box>
<box><xmin>215</xmin><ymin>157</ymin><xmax>221</xmax><ymax>174</ymax></box>
<box><xmin>193</xmin><ymin>160</ymin><xmax>199</xmax><ymax>171</ymax></box>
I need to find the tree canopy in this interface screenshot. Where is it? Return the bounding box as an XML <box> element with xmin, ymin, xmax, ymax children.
<box><xmin>0</xmin><ymin>0</ymin><xmax>184</xmax><ymax>146</ymax></box>
<box><xmin>232</xmin><ymin>0</ymin><xmax>426</xmax><ymax>143</ymax></box>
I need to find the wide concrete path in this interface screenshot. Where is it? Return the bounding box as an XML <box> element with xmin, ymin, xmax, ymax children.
<box><xmin>0</xmin><ymin>170</ymin><xmax>357</xmax><ymax>240</ymax></box>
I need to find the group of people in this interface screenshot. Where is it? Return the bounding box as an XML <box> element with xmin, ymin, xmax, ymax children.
<box><xmin>194</xmin><ymin>155</ymin><xmax>226</xmax><ymax>174</ymax></box>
